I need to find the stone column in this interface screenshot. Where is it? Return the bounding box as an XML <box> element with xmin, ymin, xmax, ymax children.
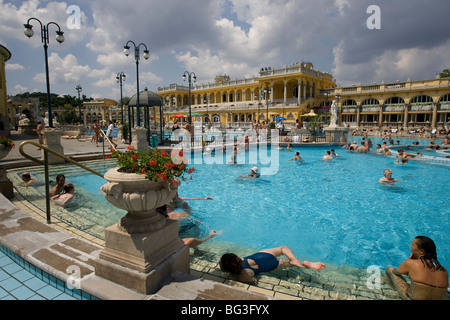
<box><xmin>131</xmin><ymin>127</ymin><xmax>149</xmax><ymax>152</ymax></box>
<box><xmin>42</xmin><ymin>128</ymin><xmax>64</xmax><ymax>164</ymax></box>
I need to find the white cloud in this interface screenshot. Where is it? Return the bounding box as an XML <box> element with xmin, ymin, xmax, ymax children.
<box><xmin>12</xmin><ymin>84</ymin><xmax>28</xmax><ymax>94</ymax></box>
<box><xmin>6</xmin><ymin>63</ymin><xmax>24</xmax><ymax>71</ymax></box>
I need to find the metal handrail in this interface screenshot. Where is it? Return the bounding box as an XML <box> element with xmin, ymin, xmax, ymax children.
<box><xmin>19</xmin><ymin>140</ymin><xmax>105</xmax><ymax>224</ymax></box>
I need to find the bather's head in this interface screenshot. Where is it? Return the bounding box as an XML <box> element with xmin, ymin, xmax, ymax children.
<box><xmin>219</xmin><ymin>253</ymin><xmax>243</xmax><ymax>274</ymax></box>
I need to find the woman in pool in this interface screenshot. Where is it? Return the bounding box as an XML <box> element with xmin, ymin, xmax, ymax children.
<box><xmin>51</xmin><ymin>183</ymin><xmax>75</xmax><ymax>207</ymax></box>
<box><xmin>386</xmin><ymin>236</ymin><xmax>448</xmax><ymax>300</ymax></box>
<box><xmin>378</xmin><ymin>169</ymin><xmax>403</xmax><ymax>183</ymax></box>
<box><xmin>219</xmin><ymin>246</ymin><xmax>326</xmax><ymax>284</ymax></box>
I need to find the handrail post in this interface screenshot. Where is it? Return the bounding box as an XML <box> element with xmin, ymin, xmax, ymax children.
<box><xmin>43</xmin><ymin>149</ymin><xmax>51</xmax><ymax>224</ymax></box>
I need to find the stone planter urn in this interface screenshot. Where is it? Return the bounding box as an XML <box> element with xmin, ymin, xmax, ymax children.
<box><xmin>100</xmin><ymin>166</ymin><xmax>179</xmax><ymax>234</ymax></box>
<box><xmin>95</xmin><ymin>166</ymin><xmax>189</xmax><ymax>294</ymax></box>
<box><xmin>0</xmin><ymin>144</ymin><xmax>12</xmax><ymax>160</ymax></box>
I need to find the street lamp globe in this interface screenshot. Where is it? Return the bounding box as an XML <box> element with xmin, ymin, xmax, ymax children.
<box><xmin>55</xmin><ymin>31</ymin><xmax>65</xmax><ymax>43</ymax></box>
<box><xmin>123</xmin><ymin>45</ymin><xmax>130</xmax><ymax>56</ymax></box>
<box><xmin>23</xmin><ymin>24</ymin><xmax>34</xmax><ymax>38</ymax></box>
<box><xmin>143</xmin><ymin>50</ymin><xmax>150</xmax><ymax>60</ymax></box>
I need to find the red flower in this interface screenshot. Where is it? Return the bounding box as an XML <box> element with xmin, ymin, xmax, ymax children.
<box><xmin>131</xmin><ymin>154</ymin><xmax>138</xmax><ymax>160</ymax></box>
<box><xmin>189</xmin><ymin>176</ymin><xmax>192</xmax><ymax>180</ymax></box>
<box><xmin>179</xmin><ymin>151</ymin><xmax>184</xmax><ymax>157</ymax></box>
<box><xmin>105</xmin><ymin>155</ymin><xmax>111</xmax><ymax>159</ymax></box>
<box><xmin>127</xmin><ymin>145</ymin><xmax>133</xmax><ymax>151</ymax></box>
<box><xmin>141</xmin><ymin>168</ymin><xmax>145</xmax><ymax>174</ymax></box>
<box><xmin>149</xmin><ymin>160</ymin><xmax>157</xmax><ymax>166</ymax></box>
<box><xmin>160</xmin><ymin>150</ymin><xmax>168</xmax><ymax>157</ymax></box>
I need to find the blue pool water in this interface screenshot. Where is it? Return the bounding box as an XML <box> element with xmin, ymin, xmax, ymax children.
<box><xmin>9</xmin><ymin>144</ymin><xmax>450</xmax><ymax>273</ymax></box>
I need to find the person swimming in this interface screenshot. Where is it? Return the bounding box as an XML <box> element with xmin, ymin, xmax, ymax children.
<box><xmin>288</xmin><ymin>151</ymin><xmax>302</xmax><ymax>161</ymax></box>
<box><xmin>51</xmin><ymin>183</ymin><xmax>75</xmax><ymax>207</ymax></box>
<box><xmin>379</xmin><ymin>169</ymin><xmax>403</xmax><ymax>183</ymax></box>
<box><xmin>386</xmin><ymin>236</ymin><xmax>448</xmax><ymax>300</ymax></box>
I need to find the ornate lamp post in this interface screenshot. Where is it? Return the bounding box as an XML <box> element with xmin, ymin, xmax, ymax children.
<box><xmin>123</xmin><ymin>41</ymin><xmax>150</xmax><ymax>127</ymax></box>
<box><xmin>116</xmin><ymin>72</ymin><xmax>126</xmax><ymax>125</ymax></box>
<box><xmin>76</xmin><ymin>84</ymin><xmax>82</xmax><ymax>124</ymax></box>
<box><xmin>24</xmin><ymin>18</ymin><xmax>65</xmax><ymax>128</ymax></box>
<box><xmin>182</xmin><ymin>71</ymin><xmax>197</xmax><ymax>124</ymax></box>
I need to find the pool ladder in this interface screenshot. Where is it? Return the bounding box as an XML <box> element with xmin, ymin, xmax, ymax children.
<box><xmin>18</xmin><ymin>140</ymin><xmax>104</xmax><ymax>224</ymax></box>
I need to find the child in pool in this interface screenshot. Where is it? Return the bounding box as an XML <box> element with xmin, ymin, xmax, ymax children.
<box><xmin>51</xmin><ymin>183</ymin><xmax>75</xmax><ymax>207</ymax></box>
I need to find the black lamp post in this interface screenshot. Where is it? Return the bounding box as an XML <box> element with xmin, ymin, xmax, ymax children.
<box><xmin>24</xmin><ymin>18</ymin><xmax>65</xmax><ymax>128</ymax></box>
<box><xmin>116</xmin><ymin>72</ymin><xmax>126</xmax><ymax>125</ymax></box>
<box><xmin>76</xmin><ymin>84</ymin><xmax>82</xmax><ymax>124</ymax></box>
<box><xmin>182</xmin><ymin>71</ymin><xmax>197</xmax><ymax>124</ymax></box>
<box><xmin>123</xmin><ymin>41</ymin><xmax>149</xmax><ymax>127</ymax></box>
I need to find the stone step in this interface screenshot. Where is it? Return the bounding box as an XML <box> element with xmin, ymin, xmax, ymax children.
<box><xmin>149</xmin><ymin>272</ymin><xmax>278</xmax><ymax>300</ymax></box>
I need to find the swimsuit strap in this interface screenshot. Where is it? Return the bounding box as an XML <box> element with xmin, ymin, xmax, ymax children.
<box><xmin>412</xmin><ymin>280</ymin><xmax>448</xmax><ymax>289</ymax></box>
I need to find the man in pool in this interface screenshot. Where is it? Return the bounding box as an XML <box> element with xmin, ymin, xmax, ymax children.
<box><xmin>386</xmin><ymin>236</ymin><xmax>448</xmax><ymax>300</ymax></box>
<box><xmin>20</xmin><ymin>172</ymin><xmax>37</xmax><ymax>186</ymax></box>
<box><xmin>288</xmin><ymin>151</ymin><xmax>302</xmax><ymax>161</ymax></box>
<box><xmin>50</xmin><ymin>174</ymin><xmax>66</xmax><ymax>196</ymax></box>
<box><xmin>378</xmin><ymin>169</ymin><xmax>403</xmax><ymax>183</ymax></box>
<box><xmin>219</xmin><ymin>246</ymin><xmax>326</xmax><ymax>285</ymax></box>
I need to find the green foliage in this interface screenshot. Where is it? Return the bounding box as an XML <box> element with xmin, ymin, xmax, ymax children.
<box><xmin>111</xmin><ymin>146</ymin><xmax>193</xmax><ymax>184</ymax></box>
<box><xmin>59</xmin><ymin>104</ymin><xmax>79</xmax><ymax>124</ymax></box>
<box><xmin>439</xmin><ymin>69</ymin><xmax>450</xmax><ymax>78</ymax></box>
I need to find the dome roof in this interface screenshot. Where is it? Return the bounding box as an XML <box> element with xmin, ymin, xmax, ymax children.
<box><xmin>129</xmin><ymin>88</ymin><xmax>162</xmax><ymax>106</ymax></box>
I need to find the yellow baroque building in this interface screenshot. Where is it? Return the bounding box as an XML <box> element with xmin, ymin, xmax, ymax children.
<box><xmin>333</xmin><ymin>78</ymin><xmax>450</xmax><ymax>130</ymax></box>
<box><xmin>157</xmin><ymin>62</ymin><xmax>335</xmax><ymax>126</ymax></box>
<box><xmin>157</xmin><ymin>61</ymin><xmax>450</xmax><ymax>131</ymax></box>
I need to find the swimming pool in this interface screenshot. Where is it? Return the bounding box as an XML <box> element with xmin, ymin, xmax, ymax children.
<box><xmin>8</xmin><ymin>144</ymin><xmax>450</xmax><ymax>295</ymax></box>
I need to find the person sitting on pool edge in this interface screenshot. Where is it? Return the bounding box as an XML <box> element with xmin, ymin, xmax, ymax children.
<box><xmin>379</xmin><ymin>169</ymin><xmax>403</xmax><ymax>183</ymax></box>
<box><xmin>386</xmin><ymin>236</ymin><xmax>448</xmax><ymax>300</ymax></box>
<box><xmin>219</xmin><ymin>246</ymin><xmax>326</xmax><ymax>285</ymax></box>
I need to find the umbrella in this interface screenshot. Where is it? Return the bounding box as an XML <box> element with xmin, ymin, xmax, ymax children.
<box><xmin>301</xmin><ymin>110</ymin><xmax>318</xmax><ymax>117</ymax></box>
<box><xmin>275</xmin><ymin>116</ymin><xmax>286</xmax><ymax>121</ymax></box>
<box><xmin>173</xmin><ymin>114</ymin><xmax>185</xmax><ymax>118</ymax></box>
<box><xmin>186</xmin><ymin>112</ymin><xmax>203</xmax><ymax>116</ymax></box>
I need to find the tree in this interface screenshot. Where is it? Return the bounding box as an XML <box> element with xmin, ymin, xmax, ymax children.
<box><xmin>439</xmin><ymin>69</ymin><xmax>450</xmax><ymax>78</ymax></box>
<box><xmin>59</xmin><ymin>104</ymin><xmax>79</xmax><ymax>124</ymax></box>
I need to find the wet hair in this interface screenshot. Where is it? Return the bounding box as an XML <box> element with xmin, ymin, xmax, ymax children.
<box><xmin>383</xmin><ymin>169</ymin><xmax>392</xmax><ymax>176</ymax></box>
<box><xmin>219</xmin><ymin>253</ymin><xmax>243</xmax><ymax>274</ymax></box>
<box><xmin>56</xmin><ymin>174</ymin><xmax>66</xmax><ymax>183</ymax></box>
<box><xmin>414</xmin><ymin>236</ymin><xmax>446</xmax><ymax>272</ymax></box>
<box><xmin>21</xmin><ymin>173</ymin><xmax>31</xmax><ymax>179</ymax></box>
<box><xmin>63</xmin><ymin>183</ymin><xmax>74</xmax><ymax>193</ymax></box>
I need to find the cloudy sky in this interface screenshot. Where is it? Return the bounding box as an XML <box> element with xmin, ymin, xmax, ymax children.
<box><xmin>1</xmin><ymin>0</ymin><xmax>450</xmax><ymax>100</ymax></box>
